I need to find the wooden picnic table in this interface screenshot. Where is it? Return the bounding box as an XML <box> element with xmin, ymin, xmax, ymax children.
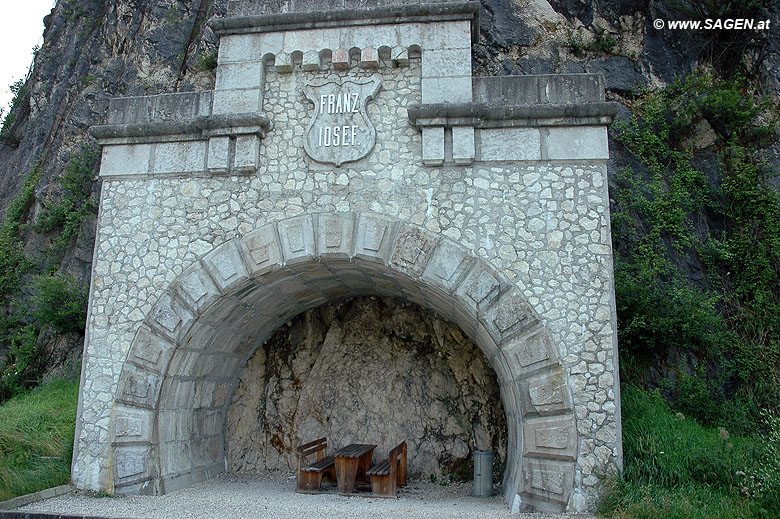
<box><xmin>333</xmin><ymin>443</ymin><xmax>376</xmax><ymax>493</ymax></box>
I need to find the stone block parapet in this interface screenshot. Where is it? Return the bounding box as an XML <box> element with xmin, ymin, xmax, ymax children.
<box><xmin>214</xmin><ymin>0</ymin><xmax>480</xmax><ymax>41</ymax></box>
<box><xmin>473</xmin><ymin>74</ymin><xmax>606</xmax><ymax>105</ymax></box>
<box><xmin>407</xmin><ymin>74</ymin><xmax>618</xmax><ymax>164</ymax></box>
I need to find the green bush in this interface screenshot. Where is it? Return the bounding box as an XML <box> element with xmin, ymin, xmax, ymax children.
<box><xmin>0</xmin><ymin>166</ymin><xmax>42</xmax><ymax>299</ymax></box>
<box><xmin>612</xmin><ymin>68</ymin><xmax>780</xmax><ymax>422</ymax></box>
<box><xmin>0</xmin><ymin>78</ymin><xmax>27</xmax><ymax>145</ymax></box>
<box><xmin>28</xmin><ymin>274</ymin><xmax>88</xmax><ymax>335</ymax></box>
<box><xmin>0</xmin><ymin>377</ymin><xmax>78</xmax><ymax>500</ymax></box>
<box><xmin>34</xmin><ymin>145</ymin><xmax>99</xmax><ymax>251</ymax></box>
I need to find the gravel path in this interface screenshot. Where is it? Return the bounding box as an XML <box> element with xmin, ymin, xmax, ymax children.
<box><xmin>18</xmin><ymin>472</ymin><xmax>595</xmax><ymax>519</ymax></box>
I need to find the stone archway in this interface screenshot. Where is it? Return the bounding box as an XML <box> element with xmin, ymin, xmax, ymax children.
<box><xmin>110</xmin><ymin>211</ymin><xmax>577</xmax><ymax>510</ymax></box>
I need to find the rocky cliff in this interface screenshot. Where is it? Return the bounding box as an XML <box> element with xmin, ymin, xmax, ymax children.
<box><xmin>0</xmin><ymin>0</ymin><xmax>777</xmax><ymax>425</ymax></box>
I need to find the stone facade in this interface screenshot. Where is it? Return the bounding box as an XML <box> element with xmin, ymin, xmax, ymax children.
<box><xmin>74</xmin><ymin>1</ymin><xmax>622</xmax><ymax>513</ymax></box>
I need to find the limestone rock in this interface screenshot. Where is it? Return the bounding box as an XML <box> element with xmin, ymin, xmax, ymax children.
<box><xmin>226</xmin><ymin>297</ymin><xmax>507</xmax><ymax>481</ymax></box>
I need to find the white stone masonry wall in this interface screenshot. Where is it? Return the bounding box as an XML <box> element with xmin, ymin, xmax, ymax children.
<box><xmin>75</xmin><ymin>52</ymin><xmax>620</xmax><ymax>512</ymax></box>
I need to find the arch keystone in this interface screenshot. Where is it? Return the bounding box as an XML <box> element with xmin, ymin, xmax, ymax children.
<box><xmin>316</xmin><ymin>213</ymin><xmax>355</xmax><ymax>259</ymax></box>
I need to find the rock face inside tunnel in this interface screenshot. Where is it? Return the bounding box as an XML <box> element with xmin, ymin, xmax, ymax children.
<box><xmin>73</xmin><ymin>0</ymin><xmax>622</xmax><ymax>513</ymax></box>
<box><xmin>225</xmin><ymin>297</ymin><xmax>508</xmax><ymax>481</ymax></box>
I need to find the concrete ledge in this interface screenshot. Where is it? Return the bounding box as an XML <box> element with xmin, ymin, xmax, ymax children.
<box><xmin>407</xmin><ymin>101</ymin><xmax>620</xmax><ymax>127</ymax></box>
<box><xmin>89</xmin><ymin>113</ymin><xmax>272</xmax><ymax>142</ymax></box>
<box><xmin>211</xmin><ymin>1</ymin><xmax>480</xmax><ymax>43</ymax></box>
<box><xmin>0</xmin><ymin>484</ymin><xmax>73</xmax><ymax>511</ymax></box>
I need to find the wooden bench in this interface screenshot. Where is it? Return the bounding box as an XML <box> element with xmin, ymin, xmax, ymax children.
<box><xmin>367</xmin><ymin>442</ymin><xmax>407</xmax><ymax>497</ymax></box>
<box><xmin>296</xmin><ymin>437</ymin><xmax>336</xmax><ymax>492</ymax></box>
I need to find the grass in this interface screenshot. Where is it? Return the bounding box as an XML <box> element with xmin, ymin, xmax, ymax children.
<box><xmin>599</xmin><ymin>386</ymin><xmax>780</xmax><ymax>519</ymax></box>
<box><xmin>0</xmin><ymin>377</ymin><xmax>79</xmax><ymax>501</ymax></box>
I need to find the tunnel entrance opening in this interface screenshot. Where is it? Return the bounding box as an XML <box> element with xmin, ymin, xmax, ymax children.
<box><xmin>225</xmin><ymin>296</ymin><xmax>508</xmax><ymax>484</ymax></box>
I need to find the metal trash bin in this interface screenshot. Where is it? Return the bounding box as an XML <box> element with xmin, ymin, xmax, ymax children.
<box><xmin>473</xmin><ymin>449</ymin><xmax>493</xmax><ymax>497</ymax></box>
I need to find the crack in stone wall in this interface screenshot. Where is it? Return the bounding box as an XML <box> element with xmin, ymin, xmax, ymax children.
<box><xmin>226</xmin><ymin>297</ymin><xmax>507</xmax><ymax>481</ymax></box>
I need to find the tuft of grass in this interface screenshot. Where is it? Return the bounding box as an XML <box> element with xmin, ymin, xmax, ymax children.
<box><xmin>0</xmin><ymin>378</ymin><xmax>79</xmax><ymax>501</ymax></box>
<box><xmin>599</xmin><ymin>386</ymin><xmax>780</xmax><ymax>519</ymax></box>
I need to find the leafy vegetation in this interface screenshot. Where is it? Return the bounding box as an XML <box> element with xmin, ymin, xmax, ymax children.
<box><xmin>566</xmin><ymin>29</ymin><xmax>618</xmax><ymax>57</ymax></box>
<box><xmin>33</xmin><ymin>145</ymin><xmax>99</xmax><ymax>252</ymax></box>
<box><xmin>192</xmin><ymin>50</ymin><xmax>218</xmax><ymax>72</ymax></box>
<box><xmin>0</xmin><ymin>166</ymin><xmax>43</xmax><ymax>298</ymax></box>
<box><xmin>28</xmin><ymin>274</ymin><xmax>88</xmax><ymax>335</ymax></box>
<box><xmin>0</xmin><ymin>147</ymin><xmax>98</xmax><ymax>401</ymax></box>
<box><xmin>611</xmin><ymin>68</ymin><xmax>780</xmax><ymax>427</ymax></box>
<box><xmin>605</xmin><ymin>66</ymin><xmax>780</xmax><ymax>518</ymax></box>
<box><xmin>599</xmin><ymin>387</ymin><xmax>780</xmax><ymax>519</ymax></box>
<box><xmin>0</xmin><ymin>78</ymin><xmax>28</xmax><ymax>147</ymax></box>
<box><xmin>0</xmin><ymin>377</ymin><xmax>79</xmax><ymax>500</ymax></box>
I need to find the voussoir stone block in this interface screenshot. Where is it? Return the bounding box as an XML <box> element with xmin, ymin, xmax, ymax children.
<box><xmin>390</xmin><ymin>223</ymin><xmax>439</xmax><ymax>276</ymax></box>
<box><xmin>455</xmin><ymin>263</ymin><xmax>503</xmax><ymax>316</ymax></box>
<box><xmin>113</xmin><ymin>405</ymin><xmax>155</xmax><ymax>445</ymax></box>
<box><xmin>421</xmin><ymin>238</ymin><xmax>472</xmax><ymax>292</ymax></box>
<box><xmin>147</xmin><ymin>292</ymin><xmax>195</xmax><ymax>343</ymax></box>
<box><xmin>116</xmin><ymin>364</ymin><xmax>162</xmax><ymax>410</ymax></box>
<box><xmin>114</xmin><ymin>445</ymin><xmax>154</xmax><ymax>486</ymax></box>
<box><xmin>482</xmin><ymin>287</ymin><xmax>540</xmax><ymax>343</ymax></box>
<box><xmin>130</xmin><ymin>325</ymin><xmax>175</xmax><ymax>374</ymax></box>
<box><xmin>521</xmin><ymin>459</ymin><xmax>576</xmax><ymax>510</ymax></box>
<box><xmin>277</xmin><ymin>215</ymin><xmax>316</xmax><ymax>264</ymax></box>
<box><xmin>172</xmin><ymin>262</ymin><xmax>221</xmax><ymax>316</ymax></box>
<box><xmin>519</xmin><ymin>366</ymin><xmax>573</xmax><ymax>416</ymax></box>
<box><xmin>316</xmin><ymin>213</ymin><xmax>355</xmax><ymax>259</ymax></box>
<box><xmin>202</xmin><ymin>240</ymin><xmax>250</xmax><ymax>292</ymax></box>
<box><xmin>354</xmin><ymin>213</ymin><xmax>399</xmax><ymax>263</ymax></box>
<box><xmin>501</xmin><ymin>327</ymin><xmax>558</xmax><ymax>376</ymax></box>
<box><xmin>523</xmin><ymin>414</ymin><xmax>578</xmax><ymax>461</ymax></box>
<box><xmin>238</xmin><ymin>224</ymin><xmax>283</xmax><ymax>276</ymax></box>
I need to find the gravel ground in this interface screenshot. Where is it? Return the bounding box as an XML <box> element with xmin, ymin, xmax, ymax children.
<box><xmin>18</xmin><ymin>472</ymin><xmax>595</xmax><ymax>519</ymax></box>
